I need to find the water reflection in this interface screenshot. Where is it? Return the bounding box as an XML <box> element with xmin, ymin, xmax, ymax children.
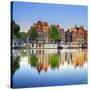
<box><xmin>12</xmin><ymin>49</ymin><xmax>87</xmax><ymax>74</ymax></box>
<box><xmin>12</xmin><ymin>49</ymin><xmax>88</xmax><ymax>88</ymax></box>
<box><xmin>30</xmin><ymin>54</ymin><xmax>38</xmax><ymax>67</ymax></box>
<box><xmin>11</xmin><ymin>56</ymin><xmax>20</xmax><ymax>75</ymax></box>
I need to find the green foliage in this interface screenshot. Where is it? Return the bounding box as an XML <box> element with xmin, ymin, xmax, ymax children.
<box><xmin>49</xmin><ymin>54</ymin><xmax>60</xmax><ymax>69</ymax></box>
<box><xmin>16</xmin><ymin>32</ymin><xmax>21</xmax><ymax>39</ymax></box>
<box><xmin>49</xmin><ymin>25</ymin><xmax>60</xmax><ymax>41</ymax></box>
<box><xmin>11</xmin><ymin>20</ymin><xmax>20</xmax><ymax>39</ymax></box>
<box><xmin>21</xmin><ymin>50</ymin><xmax>27</xmax><ymax>57</ymax></box>
<box><xmin>28</xmin><ymin>27</ymin><xmax>38</xmax><ymax>40</ymax></box>
<box><xmin>31</xmin><ymin>54</ymin><xmax>38</xmax><ymax>67</ymax></box>
<box><xmin>11</xmin><ymin>56</ymin><xmax>20</xmax><ymax>75</ymax></box>
<box><xmin>20</xmin><ymin>32</ymin><xmax>27</xmax><ymax>40</ymax></box>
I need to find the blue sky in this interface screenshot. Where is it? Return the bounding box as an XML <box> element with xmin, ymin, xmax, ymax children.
<box><xmin>12</xmin><ymin>2</ymin><xmax>88</xmax><ymax>32</ymax></box>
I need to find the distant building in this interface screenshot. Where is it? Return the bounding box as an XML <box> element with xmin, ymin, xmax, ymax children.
<box><xmin>28</xmin><ymin>21</ymin><xmax>88</xmax><ymax>48</ymax></box>
<box><xmin>60</xmin><ymin>28</ymin><xmax>65</xmax><ymax>45</ymax></box>
<box><xmin>32</xmin><ymin>20</ymin><xmax>50</xmax><ymax>43</ymax></box>
<box><xmin>71</xmin><ymin>26</ymin><xmax>86</xmax><ymax>47</ymax></box>
<box><xmin>12</xmin><ymin>38</ymin><xmax>22</xmax><ymax>47</ymax></box>
<box><xmin>84</xmin><ymin>30</ymin><xmax>88</xmax><ymax>47</ymax></box>
<box><xmin>29</xmin><ymin>20</ymin><xmax>50</xmax><ymax>48</ymax></box>
<box><xmin>12</xmin><ymin>38</ymin><xmax>18</xmax><ymax>47</ymax></box>
<box><xmin>65</xmin><ymin>29</ymin><xmax>72</xmax><ymax>45</ymax></box>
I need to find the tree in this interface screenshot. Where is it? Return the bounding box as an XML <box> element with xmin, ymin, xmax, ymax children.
<box><xmin>49</xmin><ymin>25</ymin><xmax>60</xmax><ymax>41</ymax></box>
<box><xmin>28</xmin><ymin>27</ymin><xmax>38</xmax><ymax>40</ymax></box>
<box><xmin>11</xmin><ymin>20</ymin><xmax>21</xmax><ymax>39</ymax></box>
<box><xmin>20</xmin><ymin>32</ymin><xmax>27</xmax><ymax>40</ymax></box>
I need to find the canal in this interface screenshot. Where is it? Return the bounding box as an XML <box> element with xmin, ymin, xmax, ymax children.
<box><xmin>11</xmin><ymin>49</ymin><xmax>88</xmax><ymax>88</ymax></box>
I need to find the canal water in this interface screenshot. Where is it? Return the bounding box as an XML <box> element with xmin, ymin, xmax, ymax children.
<box><xmin>11</xmin><ymin>49</ymin><xmax>88</xmax><ymax>88</ymax></box>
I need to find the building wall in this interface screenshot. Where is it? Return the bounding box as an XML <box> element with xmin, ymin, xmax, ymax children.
<box><xmin>65</xmin><ymin>29</ymin><xmax>72</xmax><ymax>45</ymax></box>
<box><xmin>60</xmin><ymin>29</ymin><xmax>65</xmax><ymax>45</ymax></box>
<box><xmin>84</xmin><ymin>30</ymin><xmax>88</xmax><ymax>43</ymax></box>
<box><xmin>31</xmin><ymin>20</ymin><xmax>50</xmax><ymax>43</ymax></box>
<box><xmin>71</xmin><ymin>26</ymin><xmax>86</xmax><ymax>46</ymax></box>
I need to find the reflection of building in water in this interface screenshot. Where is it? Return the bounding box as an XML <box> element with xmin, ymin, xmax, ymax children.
<box><xmin>65</xmin><ymin>52</ymin><xmax>72</xmax><ymax>65</ymax></box>
<box><xmin>60</xmin><ymin>51</ymin><xmax>65</xmax><ymax>65</ymax></box>
<box><xmin>28</xmin><ymin>49</ymin><xmax>49</xmax><ymax>73</ymax></box>
<box><xmin>71</xmin><ymin>49</ymin><xmax>87</xmax><ymax>68</ymax></box>
<box><xmin>27</xmin><ymin>49</ymin><xmax>87</xmax><ymax>73</ymax></box>
<box><xmin>84</xmin><ymin>49</ymin><xmax>88</xmax><ymax>63</ymax></box>
<box><xmin>36</xmin><ymin>50</ymin><xmax>49</xmax><ymax>73</ymax></box>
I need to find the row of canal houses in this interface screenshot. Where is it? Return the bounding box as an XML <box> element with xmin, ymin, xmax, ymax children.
<box><xmin>12</xmin><ymin>20</ymin><xmax>88</xmax><ymax>48</ymax></box>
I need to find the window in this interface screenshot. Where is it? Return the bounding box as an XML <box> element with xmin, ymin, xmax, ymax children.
<box><xmin>32</xmin><ymin>43</ymin><xmax>34</xmax><ymax>47</ymax></box>
<box><xmin>39</xmin><ymin>43</ymin><xmax>41</xmax><ymax>47</ymax></box>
